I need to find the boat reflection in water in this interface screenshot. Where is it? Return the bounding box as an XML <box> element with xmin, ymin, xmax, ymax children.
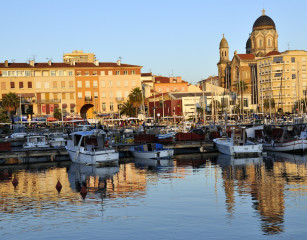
<box><xmin>68</xmin><ymin>163</ymin><xmax>119</xmax><ymax>192</ymax></box>
<box><xmin>133</xmin><ymin>158</ymin><xmax>173</xmax><ymax>171</ymax></box>
<box><xmin>217</xmin><ymin>153</ymin><xmax>263</xmax><ymax>166</ymax></box>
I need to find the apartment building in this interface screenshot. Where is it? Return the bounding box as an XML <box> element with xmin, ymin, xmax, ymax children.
<box><xmin>257</xmin><ymin>50</ymin><xmax>307</xmax><ymax>113</ymax></box>
<box><xmin>0</xmin><ymin>58</ymin><xmax>142</xmax><ymax>119</ymax></box>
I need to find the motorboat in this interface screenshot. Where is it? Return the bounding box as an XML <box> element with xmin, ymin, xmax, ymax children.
<box><xmin>261</xmin><ymin>125</ymin><xmax>307</xmax><ymax>153</ymax></box>
<box><xmin>5</xmin><ymin>132</ymin><xmax>27</xmax><ymax>139</ymax></box>
<box><xmin>23</xmin><ymin>135</ymin><xmax>50</xmax><ymax>149</ymax></box>
<box><xmin>66</xmin><ymin>129</ymin><xmax>119</xmax><ymax>165</ymax></box>
<box><xmin>48</xmin><ymin>132</ymin><xmax>67</xmax><ymax>148</ymax></box>
<box><xmin>213</xmin><ymin>128</ymin><xmax>263</xmax><ymax>156</ymax></box>
<box><xmin>130</xmin><ymin>143</ymin><xmax>174</xmax><ymax>159</ymax></box>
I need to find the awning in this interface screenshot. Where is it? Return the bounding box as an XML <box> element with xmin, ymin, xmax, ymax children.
<box><xmin>47</xmin><ymin>117</ymin><xmax>57</xmax><ymax>122</ymax></box>
<box><xmin>62</xmin><ymin>104</ymin><xmax>67</xmax><ymax>108</ymax></box>
<box><xmin>20</xmin><ymin>93</ymin><xmax>35</xmax><ymax>98</ymax></box>
<box><xmin>70</xmin><ymin>103</ymin><xmax>76</xmax><ymax>108</ymax></box>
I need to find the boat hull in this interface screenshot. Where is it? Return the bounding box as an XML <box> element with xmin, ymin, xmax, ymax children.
<box><xmin>130</xmin><ymin>149</ymin><xmax>174</xmax><ymax>159</ymax></box>
<box><xmin>263</xmin><ymin>139</ymin><xmax>307</xmax><ymax>153</ymax></box>
<box><xmin>213</xmin><ymin>138</ymin><xmax>263</xmax><ymax>156</ymax></box>
<box><xmin>67</xmin><ymin>149</ymin><xmax>119</xmax><ymax>165</ymax></box>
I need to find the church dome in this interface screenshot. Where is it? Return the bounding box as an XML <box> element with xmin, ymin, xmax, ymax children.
<box><xmin>246</xmin><ymin>37</ymin><xmax>251</xmax><ymax>49</ymax></box>
<box><xmin>253</xmin><ymin>10</ymin><xmax>276</xmax><ymax>30</ymax></box>
<box><xmin>219</xmin><ymin>34</ymin><xmax>229</xmax><ymax>48</ymax></box>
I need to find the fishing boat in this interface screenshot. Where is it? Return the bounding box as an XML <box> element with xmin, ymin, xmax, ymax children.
<box><xmin>23</xmin><ymin>135</ymin><xmax>50</xmax><ymax>149</ymax></box>
<box><xmin>66</xmin><ymin>129</ymin><xmax>119</xmax><ymax>165</ymax></box>
<box><xmin>213</xmin><ymin>128</ymin><xmax>263</xmax><ymax>156</ymax></box>
<box><xmin>261</xmin><ymin>125</ymin><xmax>307</xmax><ymax>153</ymax></box>
<box><xmin>130</xmin><ymin>143</ymin><xmax>174</xmax><ymax>159</ymax></box>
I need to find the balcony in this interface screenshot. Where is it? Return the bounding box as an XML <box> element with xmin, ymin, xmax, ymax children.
<box><xmin>35</xmin><ymin>99</ymin><xmax>61</xmax><ymax>104</ymax></box>
<box><xmin>85</xmin><ymin>96</ymin><xmax>92</xmax><ymax>102</ymax></box>
<box><xmin>115</xmin><ymin>97</ymin><xmax>124</xmax><ymax>102</ymax></box>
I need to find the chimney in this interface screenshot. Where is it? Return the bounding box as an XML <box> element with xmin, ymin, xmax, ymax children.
<box><xmin>117</xmin><ymin>59</ymin><xmax>121</xmax><ymax>66</ymax></box>
<box><xmin>29</xmin><ymin>60</ymin><xmax>35</xmax><ymax>67</ymax></box>
<box><xmin>48</xmin><ymin>60</ymin><xmax>52</xmax><ymax>66</ymax></box>
<box><xmin>4</xmin><ymin>60</ymin><xmax>8</xmax><ymax>67</ymax></box>
<box><xmin>94</xmin><ymin>60</ymin><xmax>99</xmax><ymax>66</ymax></box>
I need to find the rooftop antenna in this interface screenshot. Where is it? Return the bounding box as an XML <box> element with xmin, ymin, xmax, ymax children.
<box><xmin>32</xmin><ymin>55</ymin><xmax>37</xmax><ymax>61</ymax></box>
<box><xmin>11</xmin><ymin>59</ymin><xmax>15</xmax><ymax>63</ymax></box>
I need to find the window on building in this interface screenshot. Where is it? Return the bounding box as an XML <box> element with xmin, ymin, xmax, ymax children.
<box><xmin>53</xmin><ymin>81</ymin><xmax>57</xmax><ymax>88</ymax></box>
<box><xmin>110</xmin><ymin>102</ymin><xmax>114</xmax><ymax>111</ymax></box>
<box><xmin>2</xmin><ymin>71</ymin><xmax>8</xmax><ymax>77</ymax></box>
<box><xmin>100</xmin><ymin>71</ymin><xmax>105</xmax><ymax>76</ymax></box>
<box><xmin>77</xmin><ymin>71</ymin><xmax>81</xmax><ymax>76</ymax></box>
<box><xmin>58</xmin><ymin>70</ymin><xmax>64</xmax><ymax>76</ymax></box>
<box><xmin>124</xmin><ymin>91</ymin><xmax>129</xmax><ymax>98</ymax></box>
<box><xmin>243</xmin><ymin>98</ymin><xmax>248</xmax><ymax>107</ymax></box>
<box><xmin>268</xmin><ymin>38</ymin><xmax>271</xmax><ymax>46</ymax></box>
<box><xmin>70</xmin><ymin>93</ymin><xmax>74</xmax><ymax>100</ymax></box>
<box><xmin>61</xmin><ymin>81</ymin><xmax>65</xmax><ymax>88</ymax></box>
<box><xmin>69</xmin><ymin>81</ymin><xmax>73</xmax><ymax>88</ymax></box>
<box><xmin>28</xmin><ymin>81</ymin><xmax>32</xmax><ymax>89</ymax></box>
<box><xmin>109</xmin><ymin>91</ymin><xmax>113</xmax><ymax>98</ymax></box>
<box><xmin>77</xmin><ymin>92</ymin><xmax>82</xmax><ymax>99</ymax></box>
<box><xmin>302</xmin><ymin>57</ymin><xmax>306</xmax><ymax>62</ymax></box>
<box><xmin>19</xmin><ymin>82</ymin><xmax>23</xmax><ymax>89</ymax></box>
<box><xmin>77</xmin><ymin>81</ymin><xmax>82</xmax><ymax>88</ymax></box>
<box><xmin>124</xmin><ymin>80</ymin><xmax>128</xmax><ymax>87</ymax></box>
<box><xmin>25</xmin><ymin>71</ymin><xmax>31</xmax><ymax>77</ymax></box>
<box><xmin>93</xmin><ymin>71</ymin><xmax>97</xmax><ymax>76</ymax></box>
<box><xmin>117</xmin><ymin>80</ymin><xmax>120</xmax><ymax>87</ymax></box>
<box><xmin>109</xmin><ymin>80</ymin><xmax>113</xmax><ymax>87</ymax></box>
<box><xmin>68</xmin><ymin>71</ymin><xmax>73</xmax><ymax>76</ymax></box>
<box><xmin>292</xmin><ymin>74</ymin><xmax>296</xmax><ymax>79</ymax></box>
<box><xmin>132</xmin><ymin>80</ymin><xmax>136</xmax><ymax>86</ymax></box>
<box><xmin>62</xmin><ymin>93</ymin><xmax>66</xmax><ymax>100</ymax></box>
<box><xmin>101</xmin><ymin>92</ymin><xmax>106</xmax><ymax>98</ymax></box>
<box><xmin>101</xmin><ymin>81</ymin><xmax>105</xmax><ymax>87</ymax></box>
<box><xmin>85</xmin><ymin>81</ymin><xmax>90</xmax><ymax>88</ymax></box>
<box><xmin>291</xmin><ymin>57</ymin><xmax>295</xmax><ymax>63</ymax></box>
<box><xmin>116</xmin><ymin>71</ymin><xmax>120</xmax><ymax>75</ymax></box>
<box><xmin>85</xmin><ymin>71</ymin><xmax>89</xmax><ymax>76</ymax></box>
<box><xmin>10</xmin><ymin>82</ymin><xmax>15</xmax><ymax>88</ymax></box>
<box><xmin>131</xmin><ymin>70</ymin><xmax>135</xmax><ymax>75</ymax></box>
<box><xmin>124</xmin><ymin>70</ymin><xmax>128</xmax><ymax>75</ymax></box>
<box><xmin>292</xmin><ymin>66</ymin><xmax>296</xmax><ymax>71</ymax></box>
<box><xmin>8</xmin><ymin>71</ymin><xmax>15</xmax><ymax>77</ymax></box>
<box><xmin>94</xmin><ymin>92</ymin><xmax>98</xmax><ymax>99</ymax></box>
<box><xmin>36</xmin><ymin>82</ymin><xmax>41</xmax><ymax>89</ymax></box>
<box><xmin>108</xmin><ymin>71</ymin><xmax>113</xmax><ymax>75</ymax></box>
<box><xmin>93</xmin><ymin>81</ymin><xmax>98</xmax><ymax>88</ymax></box>
<box><xmin>17</xmin><ymin>71</ymin><xmax>23</xmax><ymax>77</ymax></box>
<box><xmin>50</xmin><ymin>70</ymin><xmax>56</xmax><ymax>76</ymax></box>
<box><xmin>259</xmin><ymin>39</ymin><xmax>263</xmax><ymax>47</ymax></box>
<box><xmin>102</xmin><ymin>103</ymin><xmax>106</xmax><ymax>111</ymax></box>
<box><xmin>1</xmin><ymin>82</ymin><xmax>6</xmax><ymax>90</ymax></box>
<box><xmin>45</xmin><ymin>82</ymin><xmax>50</xmax><ymax>88</ymax></box>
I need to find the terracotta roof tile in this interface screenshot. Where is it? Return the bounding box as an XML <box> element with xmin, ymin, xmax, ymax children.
<box><xmin>237</xmin><ymin>54</ymin><xmax>255</xmax><ymax>60</ymax></box>
<box><xmin>264</xmin><ymin>51</ymin><xmax>281</xmax><ymax>57</ymax></box>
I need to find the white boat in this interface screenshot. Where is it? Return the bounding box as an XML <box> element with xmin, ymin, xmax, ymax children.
<box><xmin>48</xmin><ymin>132</ymin><xmax>67</xmax><ymax>147</ymax></box>
<box><xmin>23</xmin><ymin>135</ymin><xmax>50</xmax><ymax>149</ymax></box>
<box><xmin>5</xmin><ymin>132</ymin><xmax>27</xmax><ymax>139</ymax></box>
<box><xmin>66</xmin><ymin>130</ymin><xmax>119</xmax><ymax>165</ymax></box>
<box><xmin>213</xmin><ymin>128</ymin><xmax>263</xmax><ymax>156</ymax></box>
<box><xmin>262</xmin><ymin>127</ymin><xmax>307</xmax><ymax>153</ymax></box>
<box><xmin>130</xmin><ymin>143</ymin><xmax>174</xmax><ymax>159</ymax></box>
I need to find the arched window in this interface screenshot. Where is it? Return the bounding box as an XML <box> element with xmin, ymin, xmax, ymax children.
<box><xmin>225</xmin><ymin>51</ymin><xmax>227</xmax><ymax>57</ymax></box>
<box><xmin>268</xmin><ymin>38</ymin><xmax>271</xmax><ymax>46</ymax></box>
<box><xmin>259</xmin><ymin>39</ymin><xmax>263</xmax><ymax>47</ymax></box>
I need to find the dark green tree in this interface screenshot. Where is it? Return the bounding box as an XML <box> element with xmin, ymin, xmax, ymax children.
<box><xmin>128</xmin><ymin>87</ymin><xmax>143</xmax><ymax>117</ymax></box>
<box><xmin>2</xmin><ymin>92</ymin><xmax>20</xmax><ymax>120</ymax></box>
<box><xmin>120</xmin><ymin>100</ymin><xmax>136</xmax><ymax>117</ymax></box>
<box><xmin>53</xmin><ymin>108</ymin><xmax>62</xmax><ymax>120</ymax></box>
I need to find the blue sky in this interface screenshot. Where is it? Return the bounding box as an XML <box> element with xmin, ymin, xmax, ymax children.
<box><xmin>1</xmin><ymin>0</ymin><xmax>307</xmax><ymax>83</ymax></box>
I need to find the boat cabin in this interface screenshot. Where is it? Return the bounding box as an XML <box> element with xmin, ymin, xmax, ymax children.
<box><xmin>231</xmin><ymin>128</ymin><xmax>247</xmax><ymax>146</ymax></box>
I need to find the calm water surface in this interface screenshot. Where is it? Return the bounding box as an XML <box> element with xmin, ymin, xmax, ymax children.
<box><xmin>1</xmin><ymin>152</ymin><xmax>307</xmax><ymax>239</ymax></box>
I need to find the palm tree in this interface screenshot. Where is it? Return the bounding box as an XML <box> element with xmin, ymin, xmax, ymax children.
<box><xmin>263</xmin><ymin>98</ymin><xmax>275</xmax><ymax>114</ymax></box>
<box><xmin>128</xmin><ymin>87</ymin><xmax>143</xmax><ymax>117</ymax></box>
<box><xmin>120</xmin><ymin>100</ymin><xmax>136</xmax><ymax>117</ymax></box>
<box><xmin>234</xmin><ymin>80</ymin><xmax>248</xmax><ymax>115</ymax></box>
<box><xmin>53</xmin><ymin>108</ymin><xmax>62</xmax><ymax>120</ymax></box>
<box><xmin>2</xmin><ymin>92</ymin><xmax>20</xmax><ymax>121</ymax></box>
<box><xmin>0</xmin><ymin>107</ymin><xmax>10</xmax><ymax>123</ymax></box>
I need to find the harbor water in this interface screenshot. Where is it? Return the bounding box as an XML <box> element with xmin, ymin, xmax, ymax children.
<box><xmin>1</xmin><ymin>152</ymin><xmax>307</xmax><ymax>239</ymax></box>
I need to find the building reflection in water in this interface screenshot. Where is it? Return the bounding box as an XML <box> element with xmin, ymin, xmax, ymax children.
<box><xmin>217</xmin><ymin>152</ymin><xmax>307</xmax><ymax>235</ymax></box>
<box><xmin>1</xmin><ymin>152</ymin><xmax>307</xmax><ymax>235</ymax></box>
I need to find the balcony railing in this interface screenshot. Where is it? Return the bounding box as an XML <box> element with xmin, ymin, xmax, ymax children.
<box><xmin>35</xmin><ymin>99</ymin><xmax>61</xmax><ymax>104</ymax></box>
<box><xmin>85</xmin><ymin>96</ymin><xmax>92</xmax><ymax>102</ymax></box>
<box><xmin>115</xmin><ymin>97</ymin><xmax>124</xmax><ymax>101</ymax></box>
